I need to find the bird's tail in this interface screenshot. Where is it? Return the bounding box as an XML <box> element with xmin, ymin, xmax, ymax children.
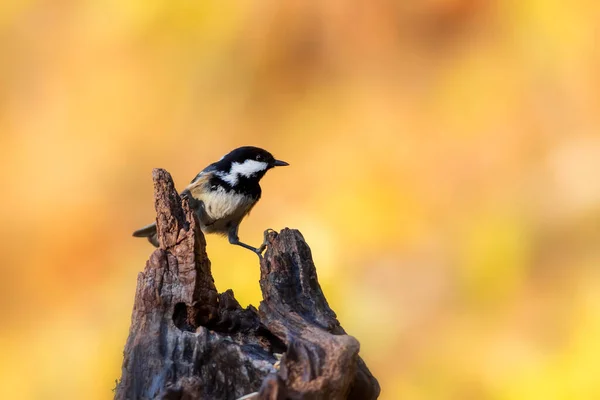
<box><xmin>132</xmin><ymin>222</ymin><xmax>159</xmax><ymax>247</ymax></box>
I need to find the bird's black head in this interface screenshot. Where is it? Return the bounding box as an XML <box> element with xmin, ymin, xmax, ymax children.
<box><xmin>212</xmin><ymin>146</ymin><xmax>288</xmax><ymax>188</ymax></box>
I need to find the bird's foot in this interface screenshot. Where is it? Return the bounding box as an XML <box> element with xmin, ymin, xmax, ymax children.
<box><xmin>256</xmin><ymin>228</ymin><xmax>276</xmax><ymax>255</ymax></box>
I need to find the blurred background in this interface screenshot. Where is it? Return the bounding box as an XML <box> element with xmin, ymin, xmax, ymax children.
<box><xmin>1</xmin><ymin>0</ymin><xmax>600</xmax><ymax>399</ymax></box>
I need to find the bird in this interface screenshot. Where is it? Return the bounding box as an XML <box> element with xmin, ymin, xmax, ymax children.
<box><xmin>132</xmin><ymin>146</ymin><xmax>289</xmax><ymax>254</ymax></box>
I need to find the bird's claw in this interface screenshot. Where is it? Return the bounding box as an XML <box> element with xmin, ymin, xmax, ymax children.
<box><xmin>263</xmin><ymin>228</ymin><xmax>276</xmax><ymax>238</ymax></box>
<box><xmin>256</xmin><ymin>228</ymin><xmax>276</xmax><ymax>255</ymax></box>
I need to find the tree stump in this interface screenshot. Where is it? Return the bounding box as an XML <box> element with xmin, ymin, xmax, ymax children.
<box><xmin>115</xmin><ymin>169</ymin><xmax>380</xmax><ymax>400</ymax></box>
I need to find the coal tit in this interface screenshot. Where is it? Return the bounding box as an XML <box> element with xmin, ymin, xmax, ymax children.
<box><xmin>133</xmin><ymin>146</ymin><xmax>289</xmax><ymax>254</ymax></box>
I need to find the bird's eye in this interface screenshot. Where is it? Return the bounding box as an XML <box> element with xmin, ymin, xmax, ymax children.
<box><xmin>255</xmin><ymin>154</ymin><xmax>262</xmax><ymax>161</ymax></box>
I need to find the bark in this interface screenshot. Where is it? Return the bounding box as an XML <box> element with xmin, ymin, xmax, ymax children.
<box><xmin>115</xmin><ymin>169</ymin><xmax>380</xmax><ymax>400</ymax></box>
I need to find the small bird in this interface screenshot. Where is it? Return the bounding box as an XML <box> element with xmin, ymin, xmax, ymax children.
<box><xmin>133</xmin><ymin>146</ymin><xmax>289</xmax><ymax>254</ymax></box>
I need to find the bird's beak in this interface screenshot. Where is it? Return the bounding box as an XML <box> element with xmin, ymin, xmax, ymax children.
<box><xmin>273</xmin><ymin>160</ymin><xmax>289</xmax><ymax>167</ymax></box>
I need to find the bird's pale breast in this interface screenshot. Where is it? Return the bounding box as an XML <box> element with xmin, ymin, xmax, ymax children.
<box><xmin>197</xmin><ymin>187</ymin><xmax>256</xmax><ymax>234</ymax></box>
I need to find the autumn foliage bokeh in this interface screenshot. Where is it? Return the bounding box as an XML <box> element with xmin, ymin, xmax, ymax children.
<box><xmin>1</xmin><ymin>1</ymin><xmax>600</xmax><ymax>399</ymax></box>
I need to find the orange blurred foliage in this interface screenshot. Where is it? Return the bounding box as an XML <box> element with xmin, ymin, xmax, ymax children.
<box><xmin>1</xmin><ymin>1</ymin><xmax>600</xmax><ymax>399</ymax></box>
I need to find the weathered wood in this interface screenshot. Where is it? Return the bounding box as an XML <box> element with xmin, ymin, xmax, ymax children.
<box><xmin>115</xmin><ymin>168</ymin><xmax>380</xmax><ymax>400</ymax></box>
<box><xmin>257</xmin><ymin>230</ymin><xmax>380</xmax><ymax>400</ymax></box>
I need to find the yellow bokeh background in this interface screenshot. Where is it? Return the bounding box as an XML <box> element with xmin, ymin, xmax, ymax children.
<box><xmin>1</xmin><ymin>1</ymin><xmax>600</xmax><ymax>399</ymax></box>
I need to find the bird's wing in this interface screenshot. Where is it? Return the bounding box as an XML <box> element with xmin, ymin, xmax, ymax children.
<box><xmin>189</xmin><ymin>163</ymin><xmax>217</xmax><ymax>184</ymax></box>
<box><xmin>185</xmin><ymin>171</ymin><xmax>212</xmax><ymax>199</ymax></box>
<box><xmin>182</xmin><ymin>171</ymin><xmax>217</xmax><ymax>227</ymax></box>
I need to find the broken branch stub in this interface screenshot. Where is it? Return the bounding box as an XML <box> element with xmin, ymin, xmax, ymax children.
<box><xmin>258</xmin><ymin>230</ymin><xmax>380</xmax><ymax>400</ymax></box>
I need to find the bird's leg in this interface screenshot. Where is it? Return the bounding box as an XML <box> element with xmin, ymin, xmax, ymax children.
<box><xmin>228</xmin><ymin>225</ymin><xmax>263</xmax><ymax>257</ymax></box>
<box><xmin>256</xmin><ymin>228</ymin><xmax>276</xmax><ymax>254</ymax></box>
<box><xmin>230</xmin><ymin>237</ymin><xmax>262</xmax><ymax>255</ymax></box>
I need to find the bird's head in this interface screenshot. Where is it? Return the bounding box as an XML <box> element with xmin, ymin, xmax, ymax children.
<box><xmin>214</xmin><ymin>146</ymin><xmax>288</xmax><ymax>186</ymax></box>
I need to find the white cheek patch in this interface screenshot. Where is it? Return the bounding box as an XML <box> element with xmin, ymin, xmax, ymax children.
<box><xmin>233</xmin><ymin>159</ymin><xmax>268</xmax><ymax>177</ymax></box>
<box><xmin>221</xmin><ymin>160</ymin><xmax>268</xmax><ymax>186</ymax></box>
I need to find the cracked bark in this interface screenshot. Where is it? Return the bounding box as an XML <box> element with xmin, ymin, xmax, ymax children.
<box><xmin>115</xmin><ymin>168</ymin><xmax>380</xmax><ymax>400</ymax></box>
